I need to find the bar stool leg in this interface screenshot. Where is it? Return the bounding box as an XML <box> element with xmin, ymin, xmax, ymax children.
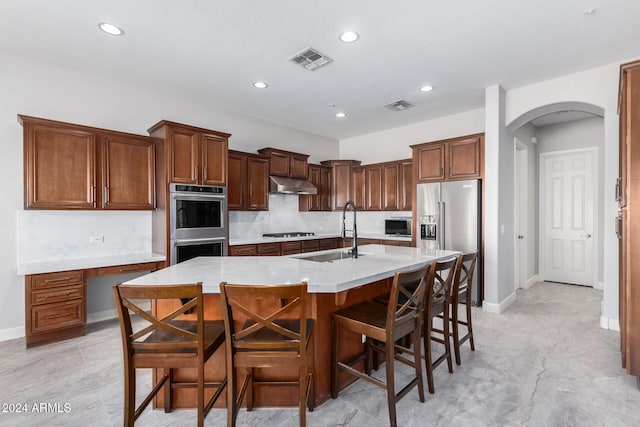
<box><xmin>385</xmin><ymin>334</ymin><xmax>397</xmax><ymax>427</ymax></box>
<box><xmin>331</xmin><ymin>319</ymin><xmax>340</xmax><ymax>399</ymax></box>
<box><xmin>452</xmin><ymin>303</ymin><xmax>462</xmax><ymax>366</ymax></box>
<box><xmin>424</xmin><ymin>316</ymin><xmax>435</xmax><ymax>394</ymax></box>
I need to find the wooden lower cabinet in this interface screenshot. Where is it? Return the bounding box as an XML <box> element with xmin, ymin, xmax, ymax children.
<box><xmin>230</xmin><ymin>238</ymin><xmax>340</xmax><ymax>257</ymax></box>
<box><xmin>281</xmin><ymin>241</ymin><xmax>302</xmax><ymax>255</ymax></box>
<box><xmin>229</xmin><ymin>244</ymin><xmax>258</xmax><ymax>256</ymax></box>
<box><xmin>257</xmin><ymin>242</ymin><xmax>281</xmax><ymax>256</ymax></box>
<box><xmin>24</xmin><ymin>261</ymin><xmax>165</xmax><ymax>348</ymax></box>
<box><xmin>343</xmin><ymin>238</ymin><xmax>411</xmax><ymax>247</ymax></box>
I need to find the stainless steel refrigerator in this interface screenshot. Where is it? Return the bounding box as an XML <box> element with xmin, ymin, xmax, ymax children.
<box><xmin>416</xmin><ymin>179</ymin><xmax>482</xmax><ymax>306</ymax></box>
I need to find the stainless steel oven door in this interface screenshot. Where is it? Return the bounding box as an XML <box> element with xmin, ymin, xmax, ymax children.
<box><xmin>170</xmin><ymin>187</ymin><xmax>226</xmax><ymax>240</ymax></box>
<box><xmin>171</xmin><ymin>237</ymin><xmax>227</xmax><ymax>265</ymax></box>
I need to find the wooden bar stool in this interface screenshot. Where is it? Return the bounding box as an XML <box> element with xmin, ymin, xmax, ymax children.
<box><xmin>219</xmin><ymin>282</ymin><xmax>314</xmax><ymax>427</ymax></box>
<box><xmin>448</xmin><ymin>252</ymin><xmax>478</xmax><ymax>365</ymax></box>
<box><xmin>425</xmin><ymin>256</ymin><xmax>461</xmax><ymax>394</ymax></box>
<box><xmin>112</xmin><ymin>282</ymin><xmax>226</xmax><ymax>427</ymax></box>
<box><xmin>331</xmin><ymin>264</ymin><xmax>430</xmax><ymax>427</ymax></box>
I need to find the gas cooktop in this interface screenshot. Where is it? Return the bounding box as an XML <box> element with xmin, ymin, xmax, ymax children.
<box><xmin>262</xmin><ymin>232</ymin><xmax>315</xmax><ymax>238</ymax></box>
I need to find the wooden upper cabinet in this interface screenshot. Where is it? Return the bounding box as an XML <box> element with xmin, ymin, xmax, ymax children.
<box><xmin>321</xmin><ymin>160</ymin><xmax>361</xmax><ymax>211</ymax></box>
<box><xmin>448</xmin><ymin>136</ymin><xmax>482</xmax><ymax>179</ymax></box>
<box><xmin>258</xmin><ymin>148</ymin><xmax>309</xmax><ymax>179</ymax></box>
<box><xmin>149</xmin><ymin>121</ymin><xmax>230</xmax><ymax>186</ymax></box>
<box><xmin>228</xmin><ymin>150</ymin><xmax>268</xmax><ymax>211</ymax></box>
<box><xmin>351</xmin><ymin>166</ymin><xmax>366</xmax><ymax>210</ymax></box>
<box><xmin>412</xmin><ymin>133</ymin><xmax>484</xmax><ymax>183</ymax></box>
<box><xmin>416</xmin><ymin>143</ymin><xmax>446</xmax><ymax>182</ymax></box>
<box><xmin>168</xmin><ymin>126</ymin><xmax>198</xmax><ymax>184</ymax></box>
<box><xmin>399</xmin><ymin>160</ymin><xmax>413</xmax><ymax>211</ymax></box>
<box><xmin>365</xmin><ymin>164</ymin><xmax>383</xmax><ymax>211</ymax></box>
<box><xmin>101</xmin><ymin>134</ymin><xmax>155</xmax><ymax>210</ymax></box>
<box><xmin>382</xmin><ymin>162</ymin><xmax>400</xmax><ymax>211</ymax></box>
<box><xmin>20</xmin><ymin>115</ymin><xmax>157</xmax><ymax>210</ymax></box>
<box><xmin>299</xmin><ymin>164</ymin><xmax>332</xmax><ymax>211</ymax></box>
<box><xmin>246</xmin><ymin>155</ymin><xmax>269</xmax><ymax>210</ymax></box>
<box><xmin>202</xmin><ymin>133</ymin><xmax>228</xmax><ymax>186</ymax></box>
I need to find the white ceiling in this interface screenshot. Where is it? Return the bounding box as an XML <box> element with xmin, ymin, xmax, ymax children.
<box><xmin>1</xmin><ymin>0</ymin><xmax>640</xmax><ymax>140</ymax></box>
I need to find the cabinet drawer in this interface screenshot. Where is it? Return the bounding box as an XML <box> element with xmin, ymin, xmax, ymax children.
<box><xmin>257</xmin><ymin>243</ymin><xmax>281</xmax><ymax>256</ymax></box>
<box><xmin>31</xmin><ymin>284</ymin><xmax>85</xmax><ymax>306</ymax></box>
<box><xmin>301</xmin><ymin>240</ymin><xmax>320</xmax><ymax>251</ymax></box>
<box><xmin>31</xmin><ymin>300</ymin><xmax>84</xmax><ymax>334</ymax></box>
<box><xmin>230</xmin><ymin>244</ymin><xmax>258</xmax><ymax>256</ymax></box>
<box><xmin>31</xmin><ymin>271</ymin><xmax>83</xmax><ymax>290</ymax></box>
<box><xmin>281</xmin><ymin>241</ymin><xmax>301</xmax><ymax>253</ymax></box>
<box><xmin>319</xmin><ymin>238</ymin><xmax>337</xmax><ymax>250</ymax></box>
<box><xmin>96</xmin><ymin>262</ymin><xmax>159</xmax><ymax>277</ymax></box>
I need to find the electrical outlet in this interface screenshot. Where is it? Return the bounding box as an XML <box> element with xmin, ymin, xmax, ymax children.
<box><xmin>89</xmin><ymin>235</ymin><xmax>104</xmax><ymax>243</ymax></box>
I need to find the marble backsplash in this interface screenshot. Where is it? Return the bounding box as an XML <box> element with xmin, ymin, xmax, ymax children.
<box><xmin>17</xmin><ymin>210</ymin><xmax>152</xmax><ymax>263</ymax></box>
<box><xmin>229</xmin><ymin>193</ymin><xmax>412</xmax><ymax>238</ymax></box>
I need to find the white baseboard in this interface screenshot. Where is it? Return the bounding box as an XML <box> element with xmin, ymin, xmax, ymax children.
<box><xmin>524</xmin><ymin>275</ymin><xmax>539</xmax><ymax>289</ymax></box>
<box><xmin>0</xmin><ymin>326</ymin><xmax>25</xmax><ymax>342</ymax></box>
<box><xmin>600</xmin><ymin>316</ymin><xmax>621</xmax><ymax>331</ymax></box>
<box><xmin>482</xmin><ymin>291</ymin><xmax>516</xmax><ymax>314</ymax></box>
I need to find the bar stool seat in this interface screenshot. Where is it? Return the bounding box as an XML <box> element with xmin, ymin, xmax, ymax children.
<box><xmin>331</xmin><ymin>264</ymin><xmax>430</xmax><ymax>427</ymax></box>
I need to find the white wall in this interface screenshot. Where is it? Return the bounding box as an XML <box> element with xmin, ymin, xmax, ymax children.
<box><xmin>536</xmin><ymin>117</ymin><xmax>605</xmax><ymax>285</ymax></box>
<box><xmin>0</xmin><ymin>49</ymin><xmax>338</xmax><ymax>340</ymax></box>
<box><xmin>504</xmin><ymin>61</ymin><xmax>621</xmax><ymax>327</ymax></box>
<box><xmin>338</xmin><ymin>109</ymin><xmax>485</xmax><ymax>163</ymax></box>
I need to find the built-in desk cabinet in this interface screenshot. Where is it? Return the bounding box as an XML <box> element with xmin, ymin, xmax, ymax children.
<box><xmin>25</xmin><ymin>261</ymin><xmax>165</xmax><ymax>348</ymax></box>
<box><xmin>20</xmin><ymin>115</ymin><xmax>157</xmax><ymax>210</ymax></box>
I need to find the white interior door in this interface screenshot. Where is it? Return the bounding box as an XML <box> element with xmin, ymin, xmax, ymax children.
<box><xmin>540</xmin><ymin>149</ymin><xmax>595</xmax><ymax>286</ymax></box>
<box><xmin>515</xmin><ymin>141</ymin><xmax>527</xmax><ymax>290</ymax></box>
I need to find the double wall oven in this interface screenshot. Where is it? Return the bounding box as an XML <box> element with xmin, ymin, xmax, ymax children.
<box><xmin>169</xmin><ymin>183</ymin><xmax>227</xmax><ymax>264</ymax></box>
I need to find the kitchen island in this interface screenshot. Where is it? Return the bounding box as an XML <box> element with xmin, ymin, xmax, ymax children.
<box><xmin>123</xmin><ymin>244</ymin><xmax>459</xmax><ymax>408</ymax></box>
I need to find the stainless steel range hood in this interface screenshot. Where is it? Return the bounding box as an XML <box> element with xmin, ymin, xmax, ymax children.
<box><xmin>269</xmin><ymin>176</ymin><xmax>317</xmax><ymax>195</ymax></box>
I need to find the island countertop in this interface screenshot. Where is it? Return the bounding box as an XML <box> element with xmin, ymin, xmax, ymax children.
<box><xmin>123</xmin><ymin>244</ymin><xmax>459</xmax><ymax>293</ymax></box>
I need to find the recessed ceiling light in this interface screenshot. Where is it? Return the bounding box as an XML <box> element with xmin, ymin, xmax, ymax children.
<box><xmin>420</xmin><ymin>85</ymin><xmax>435</xmax><ymax>93</ymax></box>
<box><xmin>253</xmin><ymin>81</ymin><xmax>268</xmax><ymax>89</ymax></box>
<box><xmin>339</xmin><ymin>31</ymin><xmax>359</xmax><ymax>43</ymax></box>
<box><xmin>335</xmin><ymin>112</ymin><xmax>347</xmax><ymax>118</ymax></box>
<box><xmin>98</xmin><ymin>22</ymin><xmax>124</xmax><ymax>36</ymax></box>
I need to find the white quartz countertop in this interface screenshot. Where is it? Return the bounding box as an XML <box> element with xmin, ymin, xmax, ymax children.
<box><xmin>123</xmin><ymin>245</ymin><xmax>457</xmax><ymax>294</ymax></box>
<box><xmin>229</xmin><ymin>233</ymin><xmax>412</xmax><ymax>246</ymax></box>
<box><xmin>17</xmin><ymin>253</ymin><xmax>166</xmax><ymax>276</ymax></box>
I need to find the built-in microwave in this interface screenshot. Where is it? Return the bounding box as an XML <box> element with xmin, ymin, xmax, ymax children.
<box><xmin>385</xmin><ymin>218</ymin><xmax>412</xmax><ymax>236</ymax></box>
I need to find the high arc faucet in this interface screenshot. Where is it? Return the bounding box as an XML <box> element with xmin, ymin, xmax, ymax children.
<box><xmin>341</xmin><ymin>201</ymin><xmax>358</xmax><ymax>258</ymax></box>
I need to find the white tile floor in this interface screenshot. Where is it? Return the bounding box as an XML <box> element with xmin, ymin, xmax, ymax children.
<box><xmin>0</xmin><ymin>282</ymin><xmax>638</xmax><ymax>426</ymax></box>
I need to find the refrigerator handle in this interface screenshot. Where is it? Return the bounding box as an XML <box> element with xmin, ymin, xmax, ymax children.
<box><xmin>438</xmin><ymin>201</ymin><xmax>446</xmax><ymax>249</ymax></box>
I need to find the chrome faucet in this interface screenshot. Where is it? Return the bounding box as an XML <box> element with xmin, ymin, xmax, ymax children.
<box><xmin>342</xmin><ymin>201</ymin><xmax>358</xmax><ymax>258</ymax></box>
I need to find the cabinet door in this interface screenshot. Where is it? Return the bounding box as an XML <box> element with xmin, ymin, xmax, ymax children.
<box><xmin>307</xmin><ymin>165</ymin><xmax>321</xmax><ymax>211</ymax></box>
<box><xmin>168</xmin><ymin>126</ymin><xmax>199</xmax><ymax>184</ymax></box>
<box><xmin>351</xmin><ymin>167</ymin><xmax>366</xmax><ymax>210</ymax></box>
<box><xmin>24</xmin><ymin>124</ymin><xmax>96</xmax><ymax>209</ymax></box>
<box><xmin>417</xmin><ymin>143</ymin><xmax>445</xmax><ymax>182</ymax></box>
<box><xmin>269</xmin><ymin>152</ymin><xmax>290</xmax><ymax>177</ymax></box>
<box><xmin>448</xmin><ymin>136</ymin><xmax>481</xmax><ymax>179</ymax></box>
<box><xmin>202</xmin><ymin>133</ymin><xmax>228</xmax><ymax>186</ymax></box>
<box><xmin>290</xmin><ymin>154</ymin><xmax>308</xmax><ymax>179</ymax></box>
<box><xmin>399</xmin><ymin>160</ymin><xmax>413</xmax><ymax>211</ymax></box>
<box><xmin>382</xmin><ymin>162</ymin><xmax>399</xmax><ymax>211</ymax></box>
<box><xmin>227</xmin><ymin>152</ymin><xmax>246</xmax><ymax>210</ymax></box>
<box><xmin>102</xmin><ymin>135</ymin><xmax>155</xmax><ymax>210</ymax></box>
<box><xmin>365</xmin><ymin>164</ymin><xmax>383</xmax><ymax>211</ymax></box>
<box><xmin>320</xmin><ymin>167</ymin><xmax>332</xmax><ymax>211</ymax></box>
<box><xmin>247</xmin><ymin>156</ymin><xmax>269</xmax><ymax>210</ymax></box>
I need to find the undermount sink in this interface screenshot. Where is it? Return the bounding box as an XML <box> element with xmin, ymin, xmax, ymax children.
<box><xmin>297</xmin><ymin>251</ymin><xmax>365</xmax><ymax>263</ymax></box>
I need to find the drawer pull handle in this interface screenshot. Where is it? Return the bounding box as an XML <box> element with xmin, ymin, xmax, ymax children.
<box><xmin>45</xmin><ymin>277</ymin><xmax>72</xmax><ymax>283</ymax></box>
<box><xmin>47</xmin><ymin>313</ymin><xmax>71</xmax><ymax>320</ymax></box>
<box><xmin>119</xmin><ymin>267</ymin><xmax>140</xmax><ymax>272</ymax></box>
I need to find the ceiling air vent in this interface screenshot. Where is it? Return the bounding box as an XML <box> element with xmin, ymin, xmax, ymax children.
<box><xmin>385</xmin><ymin>100</ymin><xmax>414</xmax><ymax>111</ymax></box>
<box><xmin>289</xmin><ymin>47</ymin><xmax>333</xmax><ymax>71</ymax></box>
